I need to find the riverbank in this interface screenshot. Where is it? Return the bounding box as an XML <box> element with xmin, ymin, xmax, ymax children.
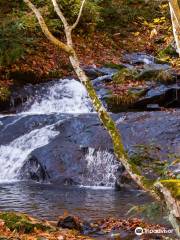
<box><xmin>0</xmin><ymin>211</ymin><xmax>177</xmax><ymax>240</ymax></box>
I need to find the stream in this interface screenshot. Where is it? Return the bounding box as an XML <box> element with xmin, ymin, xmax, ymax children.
<box><xmin>0</xmin><ymin>78</ymin><xmax>153</xmax><ymax>224</ymax></box>
<box><xmin>0</xmin><ymin>53</ymin><xmax>179</xmax><ymax>239</ymax></box>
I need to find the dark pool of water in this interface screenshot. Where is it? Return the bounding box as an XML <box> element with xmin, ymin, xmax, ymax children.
<box><xmin>0</xmin><ymin>181</ymin><xmax>153</xmax><ymax>222</ymax></box>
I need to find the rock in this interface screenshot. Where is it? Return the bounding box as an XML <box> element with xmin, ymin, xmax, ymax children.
<box><xmin>83</xmin><ymin>66</ymin><xmax>117</xmax><ymax>80</ymax></box>
<box><xmin>57</xmin><ymin>216</ymin><xmax>82</xmax><ymax>231</ymax></box>
<box><xmin>136</xmin><ymin>67</ymin><xmax>174</xmax><ymax>83</ymax></box>
<box><xmin>83</xmin><ymin>66</ymin><xmax>102</xmax><ymax>79</ymax></box>
<box><xmin>122</xmin><ymin>52</ymin><xmax>165</xmax><ymax>65</ymax></box>
<box><xmin>134</xmin><ymin>83</ymin><xmax>180</xmax><ymax>109</ymax></box>
<box><xmin>0</xmin><ymin>111</ymin><xmax>180</xmax><ymax>188</ymax></box>
<box><xmin>19</xmin><ymin>155</ymin><xmax>50</xmax><ymax>182</ymax></box>
<box><xmin>92</xmin><ymin>75</ymin><xmax>113</xmax><ymax>86</ymax></box>
<box><xmin>112</xmin><ymin>68</ymin><xmax>138</xmax><ymax>84</ymax></box>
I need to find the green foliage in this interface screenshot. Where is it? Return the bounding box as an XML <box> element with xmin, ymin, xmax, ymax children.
<box><xmin>0</xmin><ymin>10</ymin><xmax>37</xmax><ymax>66</ymax></box>
<box><xmin>0</xmin><ymin>87</ymin><xmax>10</xmax><ymax>101</ymax></box>
<box><xmin>98</xmin><ymin>0</ymin><xmax>161</xmax><ymax>32</ymax></box>
<box><xmin>0</xmin><ymin>212</ymin><xmax>53</xmax><ymax>233</ymax></box>
<box><xmin>0</xmin><ymin>0</ymin><xmax>103</xmax><ymax>66</ymax></box>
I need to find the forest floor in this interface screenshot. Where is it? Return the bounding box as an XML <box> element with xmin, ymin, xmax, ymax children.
<box><xmin>0</xmin><ymin>212</ymin><xmax>177</xmax><ymax>240</ymax></box>
<box><xmin>0</xmin><ymin>1</ymin><xmax>180</xmax><ymax>102</ymax></box>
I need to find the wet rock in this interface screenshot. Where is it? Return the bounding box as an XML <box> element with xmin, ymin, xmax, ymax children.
<box><xmin>136</xmin><ymin>67</ymin><xmax>174</xmax><ymax>83</ymax></box>
<box><xmin>19</xmin><ymin>156</ymin><xmax>50</xmax><ymax>182</ymax></box>
<box><xmin>92</xmin><ymin>75</ymin><xmax>113</xmax><ymax>87</ymax></box>
<box><xmin>0</xmin><ymin>111</ymin><xmax>179</xmax><ymax>188</ymax></box>
<box><xmin>57</xmin><ymin>216</ymin><xmax>82</xmax><ymax>231</ymax></box>
<box><xmin>134</xmin><ymin>84</ymin><xmax>180</xmax><ymax>109</ymax></box>
<box><xmin>83</xmin><ymin>66</ymin><xmax>117</xmax><ymax>80</ymax></box>
<box><xmin>83</xmin><ymin>66</ymin><xmax>102</xmax><ymax>79</ymax></box>
<box><xmin>122</xmin><ymin>52</ymin><xmax>165</xmax><ymax>65</ymax></box>
<box><xmin>82</xmin><ymin>221</ymin><xmax>101</xmax><ymax>235</ymax></box>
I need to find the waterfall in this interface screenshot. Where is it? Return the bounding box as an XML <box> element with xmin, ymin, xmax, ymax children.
<box><xmin>0</xmin><ymin>126</ymin><xmax>58</xmax><ymax>182</ymax></box>
<box><xmin>80</xmin><ymin>148</ymin><xmax>119</xmax><ymax>188</ymax></box>
<box><xmin>23</xmin><ymin>79</ymin><xmax>93</xmax><ymax>114</ymax></box>
<box><xmin>0</xmin><ymin>78</ymin><xmax>122</xmax><ymax>187</ymax></box>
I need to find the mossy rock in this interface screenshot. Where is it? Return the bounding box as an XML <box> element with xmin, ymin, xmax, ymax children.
<box><xmin>0</xmin><ymin>212</ymin><xmax>54</xmax><ymax>234</ymax></box>
<box><xmin>159</xmin><ymin>179</ymin><xmax>180</xmax><ymax>200</ymax></box>
<box><xmin>112</xmin><ymin>68</ymin><xmax>138</xmax><ymax>84</ymax></box>
<box><xmin>104</xmin><ymin>62</ymin><xmax>126</xmax><ymax>71</ymax></box>
<box><xmin>136</xmin><ymin>69</ymin><xmax>174</xmax><ymax>83</ymax></box>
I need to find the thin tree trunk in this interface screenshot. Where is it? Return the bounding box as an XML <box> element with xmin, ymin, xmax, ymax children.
<box><xmin>23</xmin><ymin>0</ymin><xmax>180</xmax><ymax>237</ymax></box>
<box><xmin>155</xmin><ymin>181</ymin><xmax>180</xmax><ymax>236</ymax></box>
<box><xmin>169</xmin><ymin>0</ymin><xmax>180</xmax><ymax>56</ymax></box>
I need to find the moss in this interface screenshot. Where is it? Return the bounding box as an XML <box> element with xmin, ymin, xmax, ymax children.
<box><xmin>136</xmin><ymin>69</ymin><xmax>174</xmax><ymax>83</ymax></box>
<box><xmin>113</xmin><ymin>68</ymin><xmax>138</xmax><ymax>84</ymax></box>
<box><xmin>104</xmin><ymin>62</ymin><xmax>126</xmax><ymax>70</ymax></box>
<box><xmin>105</xmin><ymin>92</ymin><xmax>140</xmax><ymax>112</ymax></box>
<box><xmin>0</xmin><ymin>212</ymin><xmax>54</xmax><ymax>234</ymax></box>
<box><xmin>158</xmin><ymin>44</ymin><xmax>179</xmax><ymax>59</ymax></box>
<box><xmin>160</xmin><ymin>179</ymin><xmax>180</xmax><ymax>200</ymax></box>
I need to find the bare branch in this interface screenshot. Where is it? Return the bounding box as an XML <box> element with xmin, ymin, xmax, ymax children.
<box><xmin>51</xmin><ymin>0</ymin><xmax>69</xmax><ymax>29</ymax></box>
<box><xmin>71</xmin><ymin>0</ymin><xmax>86</xmax><ymax>30</ymax></box>
<box><xmin>23</xmin><ymin>0</ymin><xmax>73</xmax><ymax>55</ymax></box>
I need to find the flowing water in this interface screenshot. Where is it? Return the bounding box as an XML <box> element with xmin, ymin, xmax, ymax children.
<box><xmin>0</xmin><ymin>78</ymin><xmax>153</xmax><ymax>226</ymax></box>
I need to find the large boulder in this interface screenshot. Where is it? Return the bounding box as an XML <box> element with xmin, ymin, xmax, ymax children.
<box><xmin>0</xmin><ymin>111</ymin><xmax>179</xmax><ymax>187</ymax></box>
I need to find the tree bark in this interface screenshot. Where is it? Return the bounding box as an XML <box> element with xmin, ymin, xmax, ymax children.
<box><xmin>169</xmin><ymin>0</ymin><xmax>180</xmax><ymax>56</ymax></box>
<box><xmin>155</xmin><ymin>180</ymin><xmax>180</xmax><ymax>237</ymax></box>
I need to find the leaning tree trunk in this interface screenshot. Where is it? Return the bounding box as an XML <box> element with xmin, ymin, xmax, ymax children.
<box><xmin>155</xmin><ymin>180</ymin><xmax>180</xmax><ymax>236</ymax></box>
<box><xmin>23</xmin><ymin>0</ymin><xmax>180</xmax><ymax>237</ymax></box>
<box><xmin>169</xmin><ymin>0</ymin><xmax>180</xmax><ymax>56</ymax></box>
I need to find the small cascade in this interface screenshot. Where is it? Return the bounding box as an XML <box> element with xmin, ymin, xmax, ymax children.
<box><xmin>0</xmin><ymin>126</ymin><xmax>58</xmax><ymax>181</ymax></box>
<box><xmin>80</xmin><ymin>148</ymin><xmax>119</xmax><ymax>188</ymax></box>
<box><xmin>23</xmin><ymin>79</ymin><xmax>93</xmax><ymax>114</ymax></box>
<box><xmin>0</xmin><ymin>78</ymin><xmax>122</xmax><ymax>187</ymax></box>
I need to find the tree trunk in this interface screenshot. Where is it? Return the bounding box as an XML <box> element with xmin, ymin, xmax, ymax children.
<box><xmin>169</xmin><ymin>0</ymin><xmax>180</xmax><ymax>56</ymax></box>
<box><xmin>23</xmin><ymin>0</ymin><xmax>180</xmax><ymax>237</ymax></box>
<box><xmin>155</xmin><ymin>180</ymin><xmax>180</xmax><ymax>237</ymax></box>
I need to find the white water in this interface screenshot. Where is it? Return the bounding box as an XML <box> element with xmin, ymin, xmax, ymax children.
<box><xmin>0</xmin><ymin>126</ymin><xmax>58</xmax><ymax>181</ymax></box>
<box><xmin>80</xmin><ymin>148</ymin><xmax>119</xmax><ymax>187</ymax></box>
<box><xmin>24</xmin><ymin>79</ymin><xmax>93</xmax><ymax>114</ymax></box>
<box><xmin>0</xmin><ymin>78</ymin><xmax>122</xmax><ymax>186</ymax></box>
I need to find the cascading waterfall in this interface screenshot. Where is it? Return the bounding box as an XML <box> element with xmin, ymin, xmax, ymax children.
<box><xmin>0</xmin><ymin>78</ymin><xmax>121</xmax><ymax>187</ymax></box>
<box><xmin>0</xmin><ymin>126</ymin><xmax>58</xmax><ymax>181</ymax></box>
<box><xmin>80</xmin><ymin>148</ymin><xmax>119</xmax><ymax>188</ymax></box>
<box><xmin>23</xmin><ymin>79</ymin><xmax>93</xmax><ymax>114</ymax></box>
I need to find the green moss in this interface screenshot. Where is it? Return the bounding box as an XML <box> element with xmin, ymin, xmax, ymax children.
<box><xmin>0</xmin><ymin>212</ymin><xmax>54</xmax><ymax>234</ymax></box>
<box><xmin>104</xmin><ymin>62</ymin><xmax>126</xmax><ymax>70</ymax></box>
<box><xmin>136</xmin><ymin>69</ymin><xmax>174</xmax><ymax>83</ymax></box>
<box><xmin>160</xmin><ymin>180</ymin><xmax>180</xmax><ymax>200</ymax></box>
<box><xmin>113</xmin><ymin>68</ymin><xmax>138</xmax><ymax>84</ymax></box>
<box><xmin>158</xmin><ymin>44</ymin><xmax>179</xmax><ymax>59</ymax></box>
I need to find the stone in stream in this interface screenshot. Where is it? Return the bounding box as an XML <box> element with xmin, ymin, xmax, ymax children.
<box><xmin>57</xmin><ymin>216</ymin><xmax>82</xmax><ymax>231</ymax></box>
<box><xmin>122</xmin><ymin>52</ymin><xmax>166</xmax><ymax>65</ymax></box>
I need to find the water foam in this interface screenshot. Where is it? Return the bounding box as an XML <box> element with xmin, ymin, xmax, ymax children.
<box><xmin>24</xmin><ymin>79</ymin><xmax>93</xmax><ymax>114</ymax></box>
<box><xmin>80</xmin><ymin>148</ymin><xmax>119</xmax><ymax>187</ymax></box>
<box><xmin>0</xmin><ymin>126</ymin><xmax>58</xmax><ymax>181</ymax></box>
